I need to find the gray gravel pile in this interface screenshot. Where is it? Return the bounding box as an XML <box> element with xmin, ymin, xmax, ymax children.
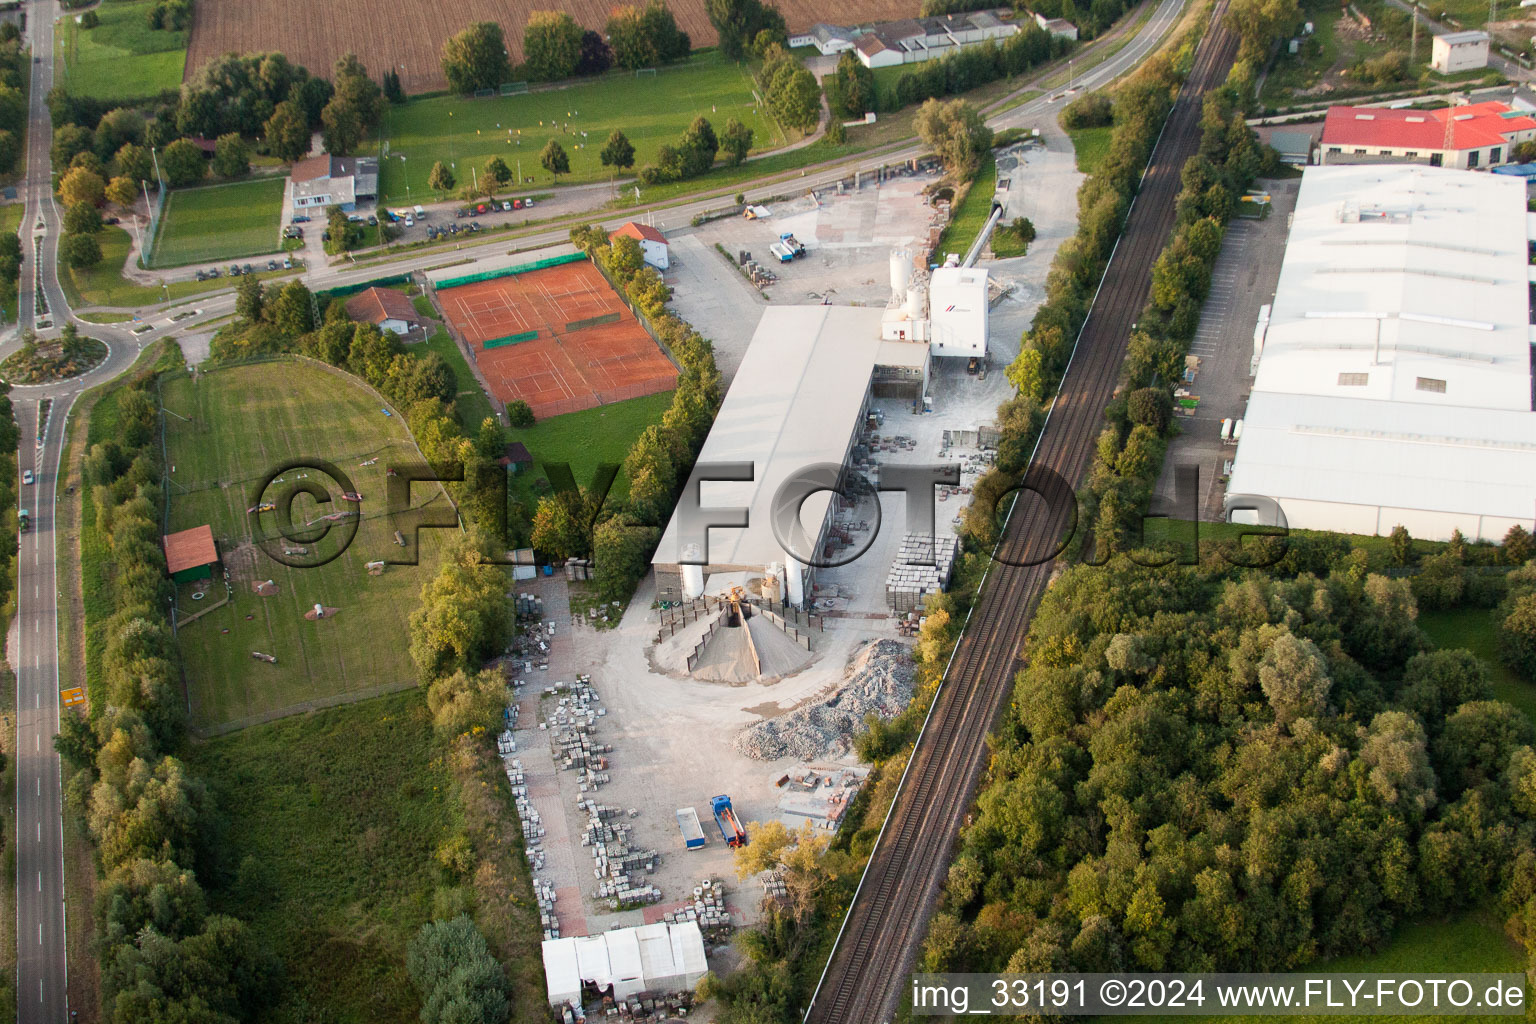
<box><xmin>734</xmin><ymin>640</ymin><xmax>916</xmax><ymax>760</ymax></box>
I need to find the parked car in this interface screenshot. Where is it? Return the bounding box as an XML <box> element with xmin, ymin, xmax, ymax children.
<box><xmin>244</xmin><ymin>263</ymin><xmax>253</xmax><ymax>274</ymax></box>
<box><xmin>229</xmin><ymin>264</ymin><xmax>242</xmax><ymax>276</ymax></box>
<box><xmin>321</xmin><ymin>230</ymin><xmax>331</xmax><ymax>242</ymax></box>
<box><xmin>291</xmin><ymin>214</ymin><xmax>310</xmax><ymax>224</ymax></box>
<box><xmin>426</xmin><ymin>226</ymin><xmax>437</xmax><ymax>240</ymax></box>
<box><xmin>524</xmin><ymin>198</ymin><xmax>535</xmax><ymax>208</ymax></box>
<box><xmin>502</xmin><ymin>201</ymin><xmax>512</xmax><ymax>212</ymax></box>
<box><xmin>404</xmin><ymin>216</ymin><xmax>414</xmax><ymax>227</ymax></box>
<box><xmin>209</xmin><ymin>267</ymin><xmax>221</xmax><ymax>278</ymax></box>
<box><xmin>195</xmin><ymin>270</ymin><xmax>207</xmax><ymax>281</ymax></box>
<box><xmin>22</xmin><ymin>470</ymin><xmax>32</xmax><ymax>485</ymax></box>
<box><xmin>267</xmin><ymin>259</ymin><xmax>277</xmax><ymax>271</ymax></box>
<box><xmin>283</xmin><ymin>257</ymin><xmax>292</xmax><ymax>269</ymax></box>
<box><xmin>449</xmin><ymin>223</ymin><xmax>459</xmax><ymax>234</ymax></box>
<box><xmin>367</xmin><ymin>215</ymin><xmax>377</xmax><ymax>226</ymax></box>
<box><xmin>346</xmin><ymin>213</ymin><xmax>363</xmax><ymax>223</ymax></box>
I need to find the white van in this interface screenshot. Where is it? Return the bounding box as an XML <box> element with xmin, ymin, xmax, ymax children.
<box><xmin>414</xmin><ymin>205</ymin><xmax>426</xmax><ymax>219</ymax></box>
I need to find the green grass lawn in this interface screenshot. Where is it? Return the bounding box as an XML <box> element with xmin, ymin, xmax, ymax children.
<box><xmin>148</xmin><ymin>178</ymin><xmax>286</xmax><ymax>269</ymax></box>
<box><xmin>1068</xmin><ymin>125</ymin><xmax>1114</xmax><ymax>173</ymax></box>
<box><xmin>55</xmin><ymin>0</ymin><xmax>186</xmax><ymax>101</ymax></box>
<box><xmin>161</xmin><ymin>361</ymin><xmax>457</xmax><ymax>732</ymax></box>
<box><xmin>1419</xmin><ymin>606</ymin><xmax>1535</xmax><ymax>723</ymax></box>
<box><xmin>0</xmin><ymin>203</ymin><xmax>20</xmax><ymax>323</ymax></box>
<box><xmin>507</xmin><ymin>390</ymin><xmax>675</xmax><ymax>508</ymax></box>
<box><xmin>936</xmin><ymin>154</ymin><xmax>1000</xmax><ymax>261</ymax></box>
<box><xmin>379</xmin><ymin>52</ymin><xmax>785</xmax><ymax>201</ymax></box>
<box><xmin>59</xmin><ymin>226</ymin><xmax>300</xmax><ymax>309</ymax></box>
<box><xmin>189</xmin><ymin>688</ymin><xmax>460</xmax><ymax>1024</ymax></box>
<box><xmin>1113</xmin><ymin>912</ymin><xmax>1525</xmax><ymax>1024</ymax></box>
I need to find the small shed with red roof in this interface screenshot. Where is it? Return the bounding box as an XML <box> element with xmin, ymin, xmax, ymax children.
<box><xmin>163</xmin><ymin>525</ymin><xmax>219</xmax><ymax>583</ymax></box>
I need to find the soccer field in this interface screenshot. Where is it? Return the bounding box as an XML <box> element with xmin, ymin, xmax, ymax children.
<box><xmin>379</xmin><ymin>52</ymin><xmax>784</xmax><ymax>199</ymax></box>
<box><xmin>149</xmin><ymin>177</ymin><xmax>286</xmax><ymax>269</ymax></box>
<box><xmin>163</xmin><ymin>360</ymin><xmax>455</xmax><ymax>732</ymax></box>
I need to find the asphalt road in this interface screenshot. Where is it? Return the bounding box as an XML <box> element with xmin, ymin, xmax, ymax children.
<box><xmin>0</xmin><ymin>0</ymin><xmax>1187</xmax><ymax>1017</ymax></box>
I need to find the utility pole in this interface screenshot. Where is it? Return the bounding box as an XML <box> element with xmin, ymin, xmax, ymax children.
<box><xmin>1411</xmin><ymin>5</ymin><xmax>1418</xmax><ymax>64</ymax></box>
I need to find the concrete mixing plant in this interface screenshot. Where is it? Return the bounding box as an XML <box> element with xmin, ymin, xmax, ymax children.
<box><xmin>879</xmin><ymin>247</ymin><xmax>989</xmax><ymax>359</ymax></box>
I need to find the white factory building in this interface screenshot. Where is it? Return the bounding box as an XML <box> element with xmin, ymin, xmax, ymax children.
<box><xmin>1227</xmin><ymin>164</ymin><xmax>1536</xmax><ymax>543</ymax></box>
<box><xmin>651</xmin><ymin>304</ymin><xmax>930</xmax><ymax>604</ymax></box>
<box><xmin>542</xmin><ymin>921</ymin><xmax>707</xmax><ymax>1008</ymax></box>
<box><xmin>650</xmin><ymin>246</ymin><xmax>991</xmax><ymax>604</ymax></box>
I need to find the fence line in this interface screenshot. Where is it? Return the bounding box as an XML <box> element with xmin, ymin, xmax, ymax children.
<box><xmin>141</xmin><ymin>178</ymin><xmax>167</xmax><ymax>269</ymax></box>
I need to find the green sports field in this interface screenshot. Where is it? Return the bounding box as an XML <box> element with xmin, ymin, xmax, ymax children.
<box><xmin>379</xmin><ymin>52</ymin><xmax>785</xmax><ymax>200</ymax></box>
<box><xmin>148</xmin><ymin>178</ymin><xmax>286</xmax><ymax>269</ymax></box>
<box><xmin>56</xmin><ymin>0</ymin><xmax>187</xmax><ymax>102</ymax></box>
<box><xmin>162</xmin><ymin>360</ymin><xmax>455</xmax><ymax>732</ymax></box>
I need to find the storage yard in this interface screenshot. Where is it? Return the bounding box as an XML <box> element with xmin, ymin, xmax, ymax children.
<box><xmin>479</xmin><ymin>125</ymin><xmax>1089</xmax><ymax>1017</ymax></box>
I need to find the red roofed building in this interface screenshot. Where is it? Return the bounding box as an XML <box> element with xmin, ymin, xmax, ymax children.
<box><xmin>610</xmin><ymin>221</ymin><xmax>669</xmax><ymax>270</ymax></box>
<box><xmin>1320</xmin><ymin>101</ymin><xmax>1536</xmax><ymax>171</ymax></box>
<box><xmin>345</xmin><ymin>286</ymin><xmax>426</xmax><ymax>337</ymax></box>
<box><xmin>163</xmin><ymin>525</ymin><xmax>219</xmax><ymax>583</ymax></box>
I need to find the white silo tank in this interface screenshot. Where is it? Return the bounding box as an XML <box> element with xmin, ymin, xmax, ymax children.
<box><xmin>680</xmin><ymin>543</ymin><xmax>705</xmax><ymax>601</ymax></box>
<box><xmin>889</xmin><ymin>247</ymin><xmax>912</xmax><ymax>298</ymax></box>
<box><xmin>905</xmin><ymin>285</ymin><xmax>922</xmax><ymax>318</ymax></box>
<box><xmin>783</xmin><ymin>551</ymin><xmax>805</xmax><ymax>608</ymax></box>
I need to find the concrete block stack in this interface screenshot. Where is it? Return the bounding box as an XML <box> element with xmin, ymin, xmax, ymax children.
<box><xmin>563</xmin><ymin>557</ymin><xmax>593</xmax><ymax>581</ymax></box>
<box><xmin>885</xmin><ymin>532</ymin><xmax>960</xmax><ymax>612</ymax></box>
<box><xmin>582</xmin><ymin>807</ymin><xmax>661</xmax><ymax>909</ymax></box>
<box><xmin>664</xmin><ymin>878</ymin><xmax>733</xmax><ymax>943</ymax></box>
<box><xmin>514</xmin><ymin>592</ymin><xmax>544</xmax><ymax>620</ymax></box>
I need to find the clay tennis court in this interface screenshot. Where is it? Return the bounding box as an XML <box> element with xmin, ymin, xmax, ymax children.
<box><xmin>436</xmin><ymin>259</ymin><xmax>678</xmax><ymax>419</ymax></box>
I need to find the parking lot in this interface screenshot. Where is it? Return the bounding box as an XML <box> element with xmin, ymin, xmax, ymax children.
<box><xmin>1151</xmin><ymin>176</ymin><xmax>1300</xmax><ymax>521</ymax></box>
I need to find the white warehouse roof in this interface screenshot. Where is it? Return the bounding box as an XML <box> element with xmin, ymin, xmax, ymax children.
<box><xmin>1229</xmin><ymin>165</ymin><xmax>1536</xmax><ymax>541</ymax></box>
<box><xmin>542</xmin><ymin>921</ymin><xmax>707</xmax><ymax>1008</ymax></box>
<box><xmin>653</xmin><ymin>306</ymin><xmax>895</xmax><ymax>570</ymax></box>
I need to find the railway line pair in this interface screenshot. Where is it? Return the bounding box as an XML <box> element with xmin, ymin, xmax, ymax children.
<box><xmin>804</xmin><ymin>7</ymin><xmax>1243</xmax><ymax>1022</ymax></box>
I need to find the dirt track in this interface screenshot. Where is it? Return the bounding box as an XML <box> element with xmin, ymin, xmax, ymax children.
<box><xmin>185</xmin><ymin>0</ymin><xmax>921</xmax><ymax>92</ymax></box>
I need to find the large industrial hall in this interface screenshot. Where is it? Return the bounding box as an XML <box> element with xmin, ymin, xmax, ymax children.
<box><xmin>1226</xmin><ymin>164</ymin><xmax>1536</xmax><ymax>541</ymax></box>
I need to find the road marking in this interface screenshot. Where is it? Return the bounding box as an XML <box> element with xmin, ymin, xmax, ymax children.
<box><xmin>37</xmin><ymin>923</ymin><xmax>40</xmax><ymax>944</ymax></box>
<box><xmin>36</xmin><ymin>822</ymin><xmax>40</xmax><ymax>842</ymax></box>
<box><xmin>35</xmin><ymin>734</ymin><xmax>38</xmax><ymax>752</ymax></box>
<box><xmin>33</xmin><ymin>618</ymin><xmax>37</xmax><ymax>632</ymax></box>
<box><xmin>36</xmin><ymin>777</ymin><xmax>39</xmax><ymax>795</ymax></box>
<box><xmin>36</xmin><ymin>872</ymin><xmax>40</xmax><ymax>892</ymax></box>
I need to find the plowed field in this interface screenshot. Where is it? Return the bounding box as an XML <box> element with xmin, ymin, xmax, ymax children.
<box><xmin>185</xmin><ymin>0</ymin><xmax>920</xmax><ymax>92</ymax></box>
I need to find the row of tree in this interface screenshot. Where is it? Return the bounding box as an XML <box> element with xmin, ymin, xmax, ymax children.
<box><xmin>0</xmin><ymin>31</ymin><xmax>27</xmax><ymax>175</ymax></box>
<box><xmin>545</xmin><ymin>228</ymin><xmax>724</xmax><ymax>603</ymax></box>
<box><xmin>755</xmin><ymin>45</ymin><xmax>820</xmax><ymax>134</ymax></box>
<box><xmin>637</xmin><ymin>114</ymin><xmax>752</xmax><ymax>185</ymax></box>
<box><xmin>57</xmin><ymin>345</ymin><xmax>279</xmax><ymax>1023</ymax></box>
<box><xmin>440</xmin><ymin>3</ymin><xmax>691</xmax><ymax>96</ymax></box>
<box><xmin>890</xmin><ymin>22</ymin><xmax>1067</xmax><ymax>110</ymax></box>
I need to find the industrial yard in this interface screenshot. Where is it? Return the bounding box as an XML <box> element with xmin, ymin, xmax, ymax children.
<box><xmin>500</xmin><ymin>133</ymin><xmax>1087</xmax><ymax>975</ymax></box>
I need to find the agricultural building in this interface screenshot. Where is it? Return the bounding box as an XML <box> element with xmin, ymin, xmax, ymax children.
<box><xmin>344</xmin><ymin>286</ymin><xmax>425</xmax><ymax>336</ymax></box>
<box><xmin>611</xmin><ymin>221</ymin><xmax>670</xmax><ymax>270</ymax></box>
<box><xmin>290</xmin><ymin>155</ymin><xmax>379</xmax><ymax>212</ymax></box>
<box><xmin>851</xmin><ymin>10</ymin><xmax>1021</xmax><ymax>68</ymax></box>
<box><xmin>651</xmin><ymin>305</ymin><xmax>929</xmax><ymax>606</ymax></box>
<box><xmin>1319</xmin><ymin>101</ymin><xmax>1536</xmax><ymax>170</ymax></box>
<box><xmin>804</xmin><ymin>23</ymin><xmax>859</xmax><ymax>54</ymax></box>
<box><xmin>1226</xmin><ymin>164</ymin><xmax>1536</xmax><ymax>542</ymax></box>
<box><xmin>542</xmin><ymin>921</ymin><xmax>707</xmax><ymax>1008</ymax></box>
<box><xmin>163</xmin><ymin>525</ymin><xmax>219</xmax><ymax>583</ymax></box>
<box><xmin>1431</xmin><ymin>30</ymin><xmax>1489</xmax><ymax>74</ymax></box>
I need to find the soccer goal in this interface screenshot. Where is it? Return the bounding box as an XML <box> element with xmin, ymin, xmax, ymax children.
<box><xmin>500</xmin><ymin>80</ymin><xmax>530</xmax><ymax>96</ymax></box>
<box><xmin>634</xmin><ymin>67</ymin><xmax>658</xmax><ymax>78</ymax></box>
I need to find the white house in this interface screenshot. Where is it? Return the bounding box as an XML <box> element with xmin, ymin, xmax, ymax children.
<box><xmin>851</xmin><ymin>10</ymin><xmax>1022</xmax><ymax>68</ymax></box>
<box><xmin>289</xmin><ymin>154</ymin><xmax>379</xmax><ymax>212</ymax></box>
<box><xmin>344</xmin><ymin>287</ymin><xmax>425</xmax><ymax>337</ymax></box>
<box><xmin>612</xmin><ymin>221</ymin><xmax>669</xmax><ymax>270</ymax></box>
<box><xmin>1431</xmin><ymin>30</ymin><xmax>1489</xmax><ymax>74</ymax></box>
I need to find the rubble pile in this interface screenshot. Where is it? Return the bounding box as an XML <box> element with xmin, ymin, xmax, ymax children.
<box><xmin>733</xmin><ymin>640</ymin><xmax>916</xmax><ymax>760</ymax></box>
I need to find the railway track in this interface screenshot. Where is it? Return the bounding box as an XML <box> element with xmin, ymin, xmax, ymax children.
<box><xmin>803</xmin><ymin>8</ymin><xmax>1241</xmax><ymax>1023</ymax></box>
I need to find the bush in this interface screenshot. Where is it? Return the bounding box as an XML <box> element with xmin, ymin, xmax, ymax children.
<box><xmin>505</xmin><ymin>399</ymin><xmax>534</xmax><ymax>427</ymax></box>
<box><xmin>1060</xmin><ymin>92</ymin><xmax>1113</xmax><ymax>129</ymax></box>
